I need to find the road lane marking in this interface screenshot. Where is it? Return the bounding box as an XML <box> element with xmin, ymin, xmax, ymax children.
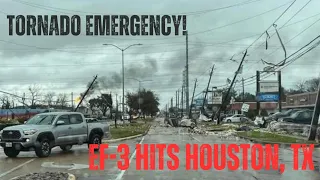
<box><xmin>0</xmin><ymin>158</ymin><xmax>35</xmax><ymax>178</ymax></box>
<box><xmin>191</xmin><ymin>136</ymin><xmax>201</xmax><ymax>142</ymax></box>
<box><xmin>115</xmin><ymin>136</ymin><xmax>145</xmax><ymax>180</ymax></box>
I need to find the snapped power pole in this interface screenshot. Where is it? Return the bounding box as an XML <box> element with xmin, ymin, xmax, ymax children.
<box><xmin>217</xmin><ymin>50</ymin><xmax>248</xmax><ymax>124</ymax></box>
<box><xmin>189</xmin><ymin>79</ymin><xmax>197</xmax><ymax>119</ymax></box>
<box><xmin>177</xmin><ymin>89</ymin><xmax>180</xmax><ymax>110</ymax></box>
<box><xmin>308</xmin><ymin>82</ymin><xmax>320</xmax><ymax>141</ymax></box>
<box><xmin>74</xmin><ymin>75</ymin><xmax>98</xmax><ymax>112</ymax></box>
<box><xmin>242</xmin><ymin>78</ymin><xmax>244</xmax><ymax>103</ymax></box>
<box><xmin>202</xmin><ymin>65</ymin><xmax>215</xmax><ymax>109</ymax></box>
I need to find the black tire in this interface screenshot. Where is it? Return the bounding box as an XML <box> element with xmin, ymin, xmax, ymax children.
<box><xmin>60</xmin><ymin>145</ymin><xmax>73</xmax><ymax>151</ymax></box>
<box><xmin>227</xmin><ymin>119</ymin><xmax>232</xmax><ymax>123</ymax></box>
<box><xmin>4</xmin><ymin>148</ymin><xmax>20</xmax><ymax>158</ymax></box>
<box><xmin>88</xmin><ymin>134</ymin><xmax>102</xmax><ymax>152</ymax></box>
<box><xmin>35</xmin><ymin>138</ymin><xmax>52</xmax><ymax>158</ymax></box>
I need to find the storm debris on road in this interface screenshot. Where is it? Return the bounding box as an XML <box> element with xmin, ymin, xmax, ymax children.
<box><xmin>12</xmin><ymin>172</ymin><xmax>71</xmax><ymax>180</ymax></box>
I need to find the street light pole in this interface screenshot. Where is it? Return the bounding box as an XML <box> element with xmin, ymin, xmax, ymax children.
<box><xmin>127</xmin><ymin>77</ymin><xmax>152</xmax><ymax>116</ymax></box>
<box><xmin>103</xmin><ymin>43</ymin><xmax>142</xmax><ymax>122</ymax></box>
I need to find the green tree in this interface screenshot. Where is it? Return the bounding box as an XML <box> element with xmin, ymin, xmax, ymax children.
<box><xmin>126</xmin><ymin>89</ymin><xmax>160</xmax><ymax>116</ymax></box>
<box><xmin>235</xmin><ymin>92</ymin><xmax>256</xmax><ymax>102</ymax></box>
<box><xmin>88</xmin><ymin>94</ymin><xmax>113</xmax><ymax>116</ymax></box>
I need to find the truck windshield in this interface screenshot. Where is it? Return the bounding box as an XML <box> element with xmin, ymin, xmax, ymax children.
<box><xmin>25</xmin><ymin>114</ymin><xmax>57</xmax><ymax>125</ymax></box>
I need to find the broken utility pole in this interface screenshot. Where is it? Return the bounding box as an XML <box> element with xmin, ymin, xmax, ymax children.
<box><xmin>74</xmin><ymin>75</ymin><xmax>98</xmax><ymax>112</ymax></box>
<box><xmin>308</xmin><ymin>82</ymin><xmax>320</xmax><ymax>141</ymax></box>
<box><xmin>202</xmin><ymin>65</ymin><xmax>215</xmax><ymax>110</ymax></box>
<box><xmin>189</xmin><ymin>79</ymin><xmax>197</xmax><ymax>120</ymax></box>
<box><xmin>217</xmin><ymin>50</ymin><xmax>248</xmax><ymax>124</ymax></box>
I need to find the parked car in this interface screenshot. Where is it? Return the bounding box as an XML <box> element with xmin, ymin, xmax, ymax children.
<box><xmin>0</xmin><ymin>112</ymin><xmax>110</xmax><ymax>158</ymax></box>
<box><xmin>223</xmin><ymin>114</ymin><xmax>246</xmax><ymax>123</ymax></box>
<box><xmin>279</xmin><ymin>110</ymin><xmax>314</xmax><ymax>124</ymax></box>
<box><xmin>266</xmin><ymin>109</ymin><xmax>303</xmax><ymax>122</ymax></box>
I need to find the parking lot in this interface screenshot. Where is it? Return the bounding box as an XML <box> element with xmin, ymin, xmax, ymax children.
<box><xmin>1</xmin><ymin>118</ymin><xmax>320</xmax><ymax>180</ymax></box>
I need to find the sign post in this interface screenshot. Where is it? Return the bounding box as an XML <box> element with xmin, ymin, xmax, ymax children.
<box><xmin>256</xmin><ymin>70</ymin><xmax>281</xmax><ymax>114</ymax></box>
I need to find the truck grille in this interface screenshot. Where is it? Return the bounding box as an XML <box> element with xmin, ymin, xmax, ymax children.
<box><xmin>2</xmin><ymin>130</ymin><xmax>21</xmax><ymax>140</ymax></box>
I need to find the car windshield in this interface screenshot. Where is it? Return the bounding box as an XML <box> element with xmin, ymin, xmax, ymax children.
<box><xmin>290</xmin><ymin>111</ymin><xmax>301</xmax><ymax>119</ymax></box>
<box><xmin>25</xmin><ymin>114</ymin><xmax>56</xmax><ymax>125</ymax></box>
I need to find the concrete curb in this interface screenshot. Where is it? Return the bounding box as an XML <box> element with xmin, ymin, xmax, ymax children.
<box><xmin>236</xmin><ymin>134</ymin><xmax>320</xmax><ymax>148</ymax></box>
<box><xmin>10</xmin><ymin>173</ymin><xmax>76</xmax><ymax>180</ymax></box>
<box><xmin>102</xmin><ymin>124</ymin><xmax>151</xmax><ymax>143</ymax></box>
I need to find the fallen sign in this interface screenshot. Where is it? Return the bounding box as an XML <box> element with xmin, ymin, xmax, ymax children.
<box><xmin>41</xmin><ymin>162</ymin><xmax>89</xmax><ymax>170</ymax></box>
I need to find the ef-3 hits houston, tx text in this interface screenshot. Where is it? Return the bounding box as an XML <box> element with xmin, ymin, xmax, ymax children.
<box><xmin>89</xmin><ymin>144</ymin><xmax>314</xmax><ymax>173</ymax></box>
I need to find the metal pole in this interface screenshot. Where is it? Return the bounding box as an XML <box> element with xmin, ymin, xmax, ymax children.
<box><xmin>122</xmin><ymin>50</ymin><xmax>125</xmax><ymax>121</ymax></box>
<box><xmin>71</xmin><ymin>92</ymin><xmax>74</xmax><ymax>110</ymax></box>
<box><xmin>177</xmin><ymin>89</ymin><xmax>180</xmax><ymax>111</ymax></box>
<box><xmin>256</xmin><ymin>71</ymin><xmax>260</xmax><ymax>115</ymax></box>
<box><xmin>138</xmin><ymin>81</ymin><xmax>141</xmax><ymax>113</ymax></box>
<box><xmin>217</xmin><ymin>50</ymin><xmax>247</xmax><ymax>124</ymax></box>
<box><xmin>185</xmin><ymin>31</ymin><xmax>190</xmax><ymax>115</ymax></box>
<box><xmin>181</xmin><ymin>86</ymin><xmax>184</xmax><ymax>117</ymax></box>
<box><xmin>278</xmin><ymin>71</ymin><xmax>282</xmax><ymax>112</ymax></box>
<box><xmin>189</xmin><ymin>79</ymin><xmax>197</xmax><ymax>119</ymax></box>
<box><xmin>242</xmin><ymin>78</ymin><xmax>245</xmax><ymax>103</ymax></box>
<box><xmin>308</xmin><ymin>81</ymin><xmax>320</xmax><ymax>140</ymax></box>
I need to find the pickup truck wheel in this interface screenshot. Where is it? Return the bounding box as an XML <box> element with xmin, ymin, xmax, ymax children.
<box><xmin>35</xmin><ymin>138</ymin><xmax>52</xmax><ymax>158</ymax></box>
<box><xmin>227</xmin><ymin>119</ymin><xmax>232</xmax><ymax>123</ymax></box>
<box><xmin>88</xmin><ymin>134</ymin><xmax>101</xmax><ymax>152</ymax></box>
<box><xmin>60</xmin><ymin>145</ymin><xmax>72</xmax><ymax>151</ymax></box>
<box><xmin>4</xmin><ymin>148</ymin><xmax>20</xmax><ymax>158</ymax></box>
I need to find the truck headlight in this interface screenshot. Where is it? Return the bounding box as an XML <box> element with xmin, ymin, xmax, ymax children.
<box><xmin>23</xmin><ymin>129</ymin><xmax>37</xmax><ymax>135</ymax></box>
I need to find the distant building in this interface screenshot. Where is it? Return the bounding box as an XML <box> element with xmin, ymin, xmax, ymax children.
<box><xmin>283</xmin><ymin>91</ymin><xmax>317</xmax><ymax>109</ymax></box>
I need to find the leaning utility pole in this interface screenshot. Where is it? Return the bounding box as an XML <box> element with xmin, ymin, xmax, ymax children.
<box><xmin>75</xmin><ymin>75</ymin><xmax>98</xmax><ymax>112</ymax></box>
<box><xmin>185</xmin><ymin>31</ymin><xmax>190</xmax><ymax>115</ymax></box>
<box><xmin>189</xmin><ymin>79</ymin><xmax>197</xmax><ymax>119</ymax></box>
<box><xmin>242</xmin><ymin>78</ymin><xmax>245</xmax><ymax>103</ymax></box>
<box><xmin>202</xmin><ymin>65</ymin><xmax>215</xmax><ymax>109</ymax></box>
<box><xmin>308</xmin><ymin>82</ymin><xmax>320</xmax><ymax>140</ymax></box>
<box><xmin>217</xmin><ymin>50</ymin><xmax>248</xmax><ymax>124</ymax></box>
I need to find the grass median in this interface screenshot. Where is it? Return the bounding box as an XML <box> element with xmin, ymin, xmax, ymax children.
<box><xmin>236</xmin><ymin>131</ymin><xmax>318</xmax><ymax>144</ymax></box>
<box><xmin>110</xmin><ymin>122</ymin><xmax>151</xmax><ymax>139</ymax></box>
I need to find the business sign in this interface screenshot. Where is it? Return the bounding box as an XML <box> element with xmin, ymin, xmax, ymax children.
<box><xmin>212</xmin><ymin>92</ymin><xmax>222</xmax><ymax>104</ymax></box>
<box><xmin>241</xmin><ymin>103</ymin><xmax>250</xmax><ymax>112</ymax></box>
<box><xmin>257</xmin><ymin>93</ymin><xmax>279</xmax><ymax>102</ymax></box>
<box><xmin>259</xmin><ymin>81</ymin><xmax>279</xmax><ymax>92</ymax></box>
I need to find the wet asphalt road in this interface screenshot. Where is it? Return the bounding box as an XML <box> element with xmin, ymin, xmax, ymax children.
<box><xmin>1</xmin><ymin>118</ymin><xmax>320</xmax><ymax>180</ymax></box>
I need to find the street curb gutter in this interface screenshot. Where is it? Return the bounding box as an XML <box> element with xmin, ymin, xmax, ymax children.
<box><xmin>236</xmin><ymin>134</ymin><xmax>320</xmax><ymax>148</ymax></box>
<box><xmin>10</xmin><ymin>173</ymin><xmax>76</xmax><ymax>180</ymax></box>
<box><xmin>102</xmin><ymin>125</ymin><xmax>151</xmax><ymax>143</ymax></box>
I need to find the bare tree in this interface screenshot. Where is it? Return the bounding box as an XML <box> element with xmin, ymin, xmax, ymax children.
<box><xmin>0</xmin><ymin>95</ymin><xmax>11</xmax><ymax>109</ymax></box>
<box><xmin>306</xmin><ymin>77</ymin><xmax>320</xmax><ymax>92</ymax></box>
<box><xmin>44</xmin><ymin>92</ymin><xmax>55</xmax><ymax>107</ymax></box>
<box><xmin>28</xmin><ymin>84</ymin><xmax>42</xmax><ymax>107</ymax></box>
<box><xmin>56</xmin><ymin>93</ymin><xmax>68</xmax><ymax>108</ymax></box>
<box><xmin>295</xmin><ymin>80</ymin><xmax>306</xmax><ymax>93</ymax></box>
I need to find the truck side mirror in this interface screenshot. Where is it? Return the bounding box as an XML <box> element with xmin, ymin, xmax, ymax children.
<box><xmin>56</xmin><ymin>120</ymin><xmax>65</xmax><ymax>126</ymax></box>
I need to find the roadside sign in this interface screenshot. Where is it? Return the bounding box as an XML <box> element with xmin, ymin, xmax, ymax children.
<box><xmin>241</xmin><ymin>103</ymin><xmax>250</xmax><ymax>112</ymax></box>
<box><xmin>259</xmin><ymin>81</ymin><xmax>278</xmax><ymax>92</ymax></box>
<box><xmin>257</xmin><ymin>93</ymin><xmax>279</xmax><ymax>102</ymax></box>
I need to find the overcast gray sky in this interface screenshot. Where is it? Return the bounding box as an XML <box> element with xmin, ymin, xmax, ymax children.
<box><xmin>0</xmin><ymin>0</ymin><xmax>319</xmax><ymax>109</ymax></box>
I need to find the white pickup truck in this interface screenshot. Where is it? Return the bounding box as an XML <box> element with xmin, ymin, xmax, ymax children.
<box><xmin>0</xmin><ymin>112</ymin><xmax>110</xmax><ymax>158</ymax></box>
